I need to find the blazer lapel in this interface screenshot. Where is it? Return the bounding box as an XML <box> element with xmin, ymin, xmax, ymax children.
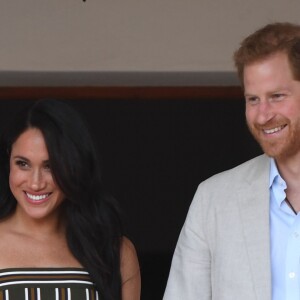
<box><xmin>237</xmin><ymin>156</ymin><xmax>271</xmax><ymax>299</ymax></box>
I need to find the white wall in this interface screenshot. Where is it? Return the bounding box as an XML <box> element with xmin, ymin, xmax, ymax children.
<box><xmin>0</xmin><ymin>1</ymin><xmax>299</xmax><ymax>74</ymax></box>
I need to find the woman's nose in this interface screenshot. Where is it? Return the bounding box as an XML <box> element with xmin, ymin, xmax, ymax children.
<box><xmin>29</xmin><ymin>169</ymin><xmax>46</xmax><ymax>190</ymax></box>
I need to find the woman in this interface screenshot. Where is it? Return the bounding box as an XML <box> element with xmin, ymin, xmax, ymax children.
<box><xmin>0</xmin><ymin>99</ymin><xmax>140</xmax><ymax>300</ymax></box>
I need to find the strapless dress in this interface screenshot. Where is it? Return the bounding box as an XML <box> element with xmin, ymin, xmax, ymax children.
<box><xmin>0</xmin><ymin>268</ymin><xmax>99</xmax><ymax>300</ymax></box>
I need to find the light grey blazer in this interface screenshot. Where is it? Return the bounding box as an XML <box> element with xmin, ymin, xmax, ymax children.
<box><xmin>163</xmin><ymin>154</ymin><xmax>271</xmax><ymax>300</ymax></box>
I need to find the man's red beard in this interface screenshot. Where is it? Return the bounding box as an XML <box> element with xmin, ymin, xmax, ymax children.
<box><xmin>247</xmin><ymin>117</ymin><xmax>300</xmax><ymax>160</ymax></box>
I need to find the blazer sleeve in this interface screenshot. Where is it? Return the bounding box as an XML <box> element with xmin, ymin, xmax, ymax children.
<box><xmin>163</xmin><ymin>184</ymin><xmax>212</xmax><ymax>300</ymax></box>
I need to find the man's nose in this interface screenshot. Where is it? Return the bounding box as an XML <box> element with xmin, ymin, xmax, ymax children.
<box><xmin>256</xmin><ymin>101</ymin><xmax>275</xmax><ymax>125</ymax></box>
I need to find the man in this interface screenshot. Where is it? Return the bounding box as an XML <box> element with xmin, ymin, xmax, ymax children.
<box><xmin>163</xmin><ymin>22</ymin><xmax>300</xmax><ymax>300</ymax></box>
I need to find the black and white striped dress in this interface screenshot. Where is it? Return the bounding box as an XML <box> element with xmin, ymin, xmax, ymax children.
<box><xmin>0</xmin><ymin>268</ymin><xmax>99</xmax><ymax>300</ymax></box>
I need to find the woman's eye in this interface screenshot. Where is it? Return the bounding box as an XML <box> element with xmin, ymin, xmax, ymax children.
<box><xmin>15</xmin><ymin>160</ymin><xmax>29</xmax><ymax>169</ymax></box>
<box><xmin>44</xmin><ymin>163</ymin><xmax>51</xmax><ymax>171</ymax></box>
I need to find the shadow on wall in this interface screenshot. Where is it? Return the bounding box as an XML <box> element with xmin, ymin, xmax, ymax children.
<box><xmin>0</xmin><ymin>99</ymin><xmax>262</xmax><ymax>300</ymax></box>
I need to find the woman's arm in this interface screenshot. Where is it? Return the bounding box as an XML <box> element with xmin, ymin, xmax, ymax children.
<box><xmin>120</xmin><ymin>237</ymin><xmax>141</xmax><ymax>300</ymax></box>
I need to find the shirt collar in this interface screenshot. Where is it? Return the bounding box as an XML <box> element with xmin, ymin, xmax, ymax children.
<box><xmin>269</xmin><ymin>158</ymin><xmax>279</xmax><ymax>188</ymax></box>
<box><xmin>269</xmin><ymin>158</ymin><xmax>287</xmax><ymax>206</ymax></box>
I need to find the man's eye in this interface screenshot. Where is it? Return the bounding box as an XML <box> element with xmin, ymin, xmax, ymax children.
<box><xmin>272</xmin><ymin>93</ymin><xmax>285</xmax><ymax>101</ymax></box>
<box><xmin>245</xmin><ymin>96</ymin><xmax>258</xmax><ymax>104</ymax></box>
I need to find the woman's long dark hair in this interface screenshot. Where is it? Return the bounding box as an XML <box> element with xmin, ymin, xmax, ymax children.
<box><xmin>0</xmin><ymin>99</ymin><xmax>123</xmax><ymax>300</ymax></box>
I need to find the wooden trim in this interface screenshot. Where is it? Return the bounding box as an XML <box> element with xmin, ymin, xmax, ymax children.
<box><xmin>0</xmin><ymin>86</ymin><xmax>243</xmax><ymax>100</ymax></box>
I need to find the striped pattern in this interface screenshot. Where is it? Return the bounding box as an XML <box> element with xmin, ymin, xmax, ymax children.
<box><xmin>0</xmin><ymin>268</ymin><xmax>99</xmax><ymax>300</ymax></box>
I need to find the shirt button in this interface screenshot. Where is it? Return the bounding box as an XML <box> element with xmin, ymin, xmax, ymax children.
<box><xmin>289</xmin><ymin>272</ymin><xmax>296</xmax><ymax>279</ymax></box>
<box><xmin>293</xmin><ymin>232</ymin><xmax>299</xmax><ymax>238</ymax></box>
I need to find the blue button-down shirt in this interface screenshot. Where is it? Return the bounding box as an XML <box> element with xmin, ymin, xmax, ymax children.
<box><xmin>270</xmin><ymin>158</ymin><xmax>300</xmax><ymax>300</ymax></box>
